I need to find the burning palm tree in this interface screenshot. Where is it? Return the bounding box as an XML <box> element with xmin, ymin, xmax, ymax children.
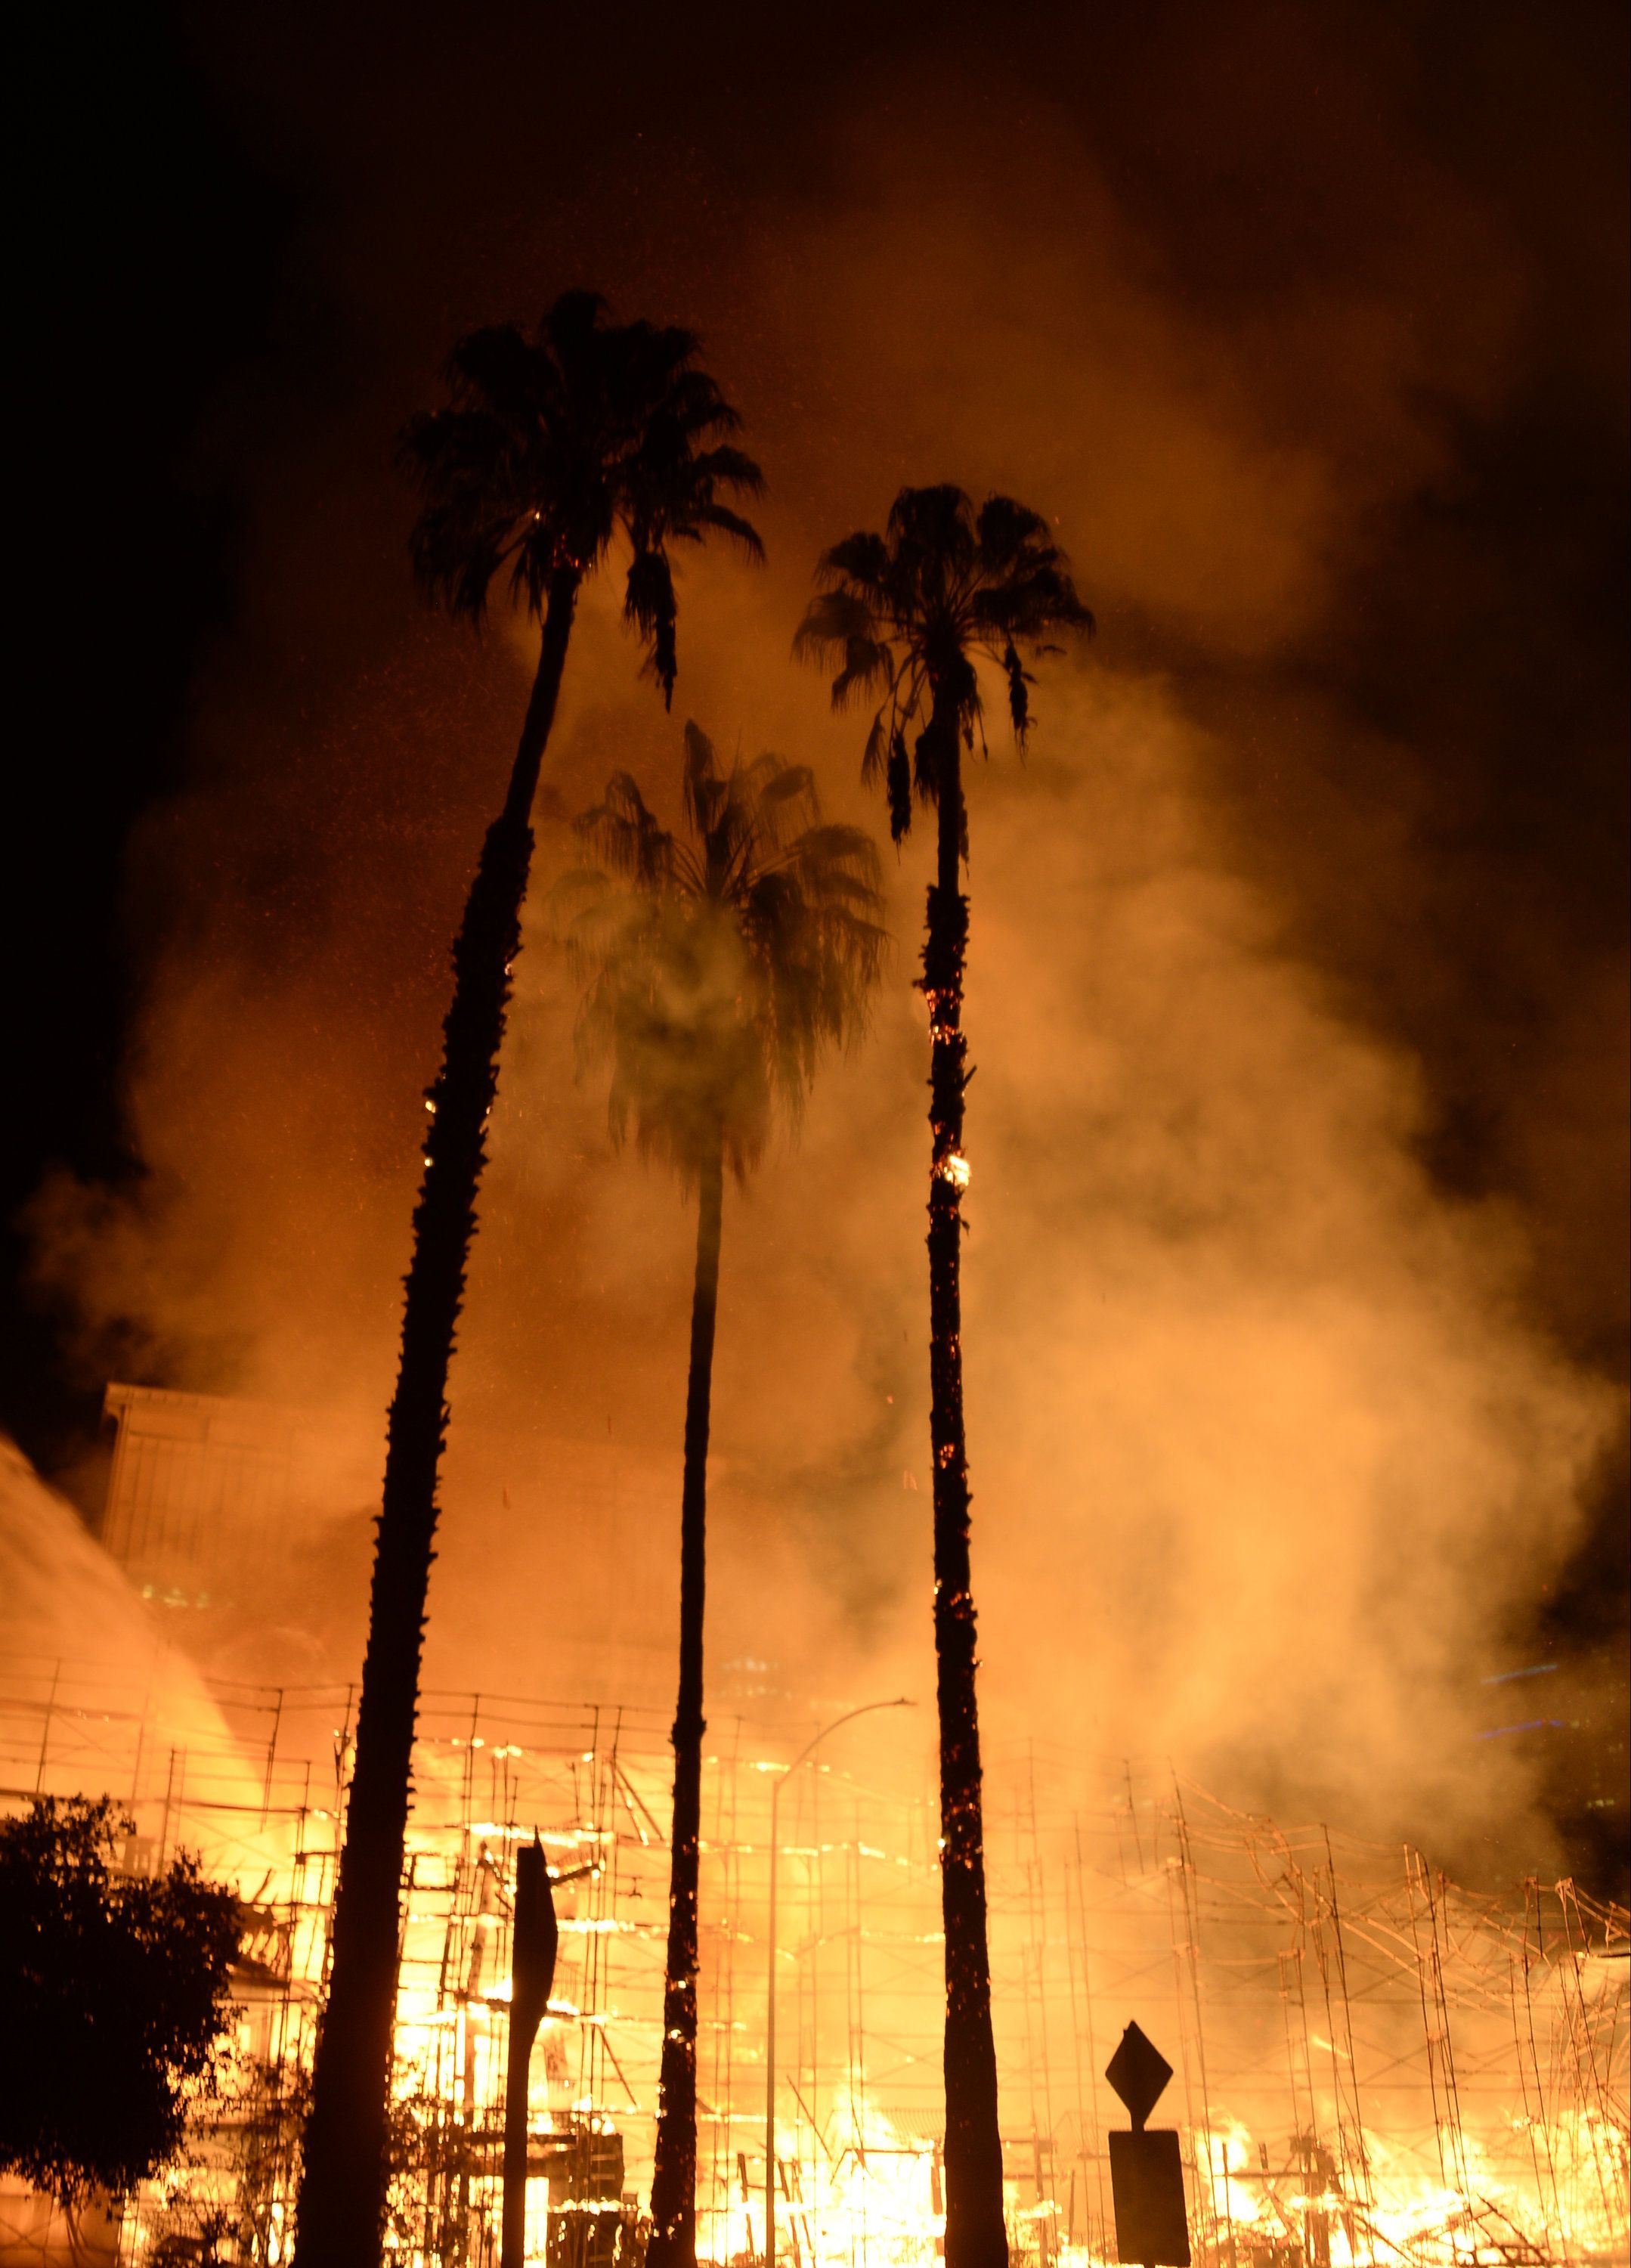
<box><xmin>292</xmin><ymin>295</ymin><xmax>763</xmax><ymax>2263</ymax></box>
<box><xmin>795</xmin><ymin>486</ymin><xmax>1092</xmax><ymax>2268</ymax></box>
<box><xmin>561</xmin><ymin>723</ymin><xmax>884</xmax><ymax>2268</ymax></box>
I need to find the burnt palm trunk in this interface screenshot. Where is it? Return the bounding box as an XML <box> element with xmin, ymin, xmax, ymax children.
<box><xmin>646</xmin><ymin>1129</ymin><xmax>725</xmax><ymax>2268</ymax></box>
<box><xmin>294</xmin><ymin>567</ymin><xmax>580</xmax><ymax>2265</ymax></box>
<box><xmin>921</xmin><ymin>688</ymin><xmax>1007</xmax><ymax>2268</ymax></box>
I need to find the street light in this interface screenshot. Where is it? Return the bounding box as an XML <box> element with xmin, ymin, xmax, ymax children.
<box><xmin>764</xmin><ymin>1697</ymin><xmax>915</xmax><ymax>2268</ymax></box>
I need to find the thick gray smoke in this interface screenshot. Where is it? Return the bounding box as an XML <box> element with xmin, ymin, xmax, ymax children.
<box><xmin>20</xmin><ymin>23</ymin><xmax>1624</xmax><ymax>1879</ymax></box>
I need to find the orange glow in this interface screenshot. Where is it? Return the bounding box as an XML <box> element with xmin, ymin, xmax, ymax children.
<box><xmin>3</xmin><ymin>1656</ymin><xmax>1623</xmax><ymax>2264</ymax></box>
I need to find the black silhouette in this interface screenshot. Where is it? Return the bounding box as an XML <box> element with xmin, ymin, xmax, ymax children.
<box><xmin>292</xmin><ymin>294</ymin><xmax>762</xmax><ymax>2263</ymax></box>
<box><xmin>1105</xmin><ymin>2022</ymin><xmax>1190</xmax><ymax>2267</ymax></box>
<box><xmin>503</xmin><ymin>1835</ymin><xmax>560</xmax><ymax>2268</ymax></box>
<box><xmin>0</xmin><ymin>1795</ymin><xmax>240</xmax><ymax>2211</ymax></box>
<box><xmin>797</xmin><ymin>486</ymin><xmax>1091</xmax><ymax>2268</ymax></box>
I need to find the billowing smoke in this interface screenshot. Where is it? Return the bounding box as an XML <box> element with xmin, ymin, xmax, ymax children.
<box><xmin>20</xmin><ymin>13</ymin><xmax>1624</xmax><ymax>1881</ymax></box>
<box><xmin>0</xmin><ymin>1439</ymin><xmax>256</xmax><ymax>1811</ymax></box>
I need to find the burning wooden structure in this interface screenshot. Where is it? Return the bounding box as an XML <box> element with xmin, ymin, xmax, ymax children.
<box><xmin>2</xmin><ymin>1656</ymin><xmax>1624</xmax><ymax>2266</ymax></box>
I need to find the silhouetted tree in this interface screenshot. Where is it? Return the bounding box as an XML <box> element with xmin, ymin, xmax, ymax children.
<box><xmin>293</xmin><ymin>294</ymin><xmax>763</xmax><ymax>2264</ymax></box>
<box><xmin>796</xmin><ymin>488</ymin><xmax>1091</xmax><ymax>2268</ymax></box>
<box><xmin>0</xmin><ymin>1795</ymin><xmax>240</xmax><ymax>2210</ymax></box>
<box><xmin>562</xmin><ymin>725</ymin><xmax>884</xmax><ymax>2268</ymax></box>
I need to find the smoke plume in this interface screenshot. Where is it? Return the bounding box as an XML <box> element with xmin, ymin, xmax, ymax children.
<box><xmin>20</xmin><ymin>4</ymin><xmax>1625</xmax><ymax>1879</ymax></box>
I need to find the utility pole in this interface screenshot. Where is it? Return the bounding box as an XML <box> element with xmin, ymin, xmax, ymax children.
<box><xmin>503</xmin><ymin>1835</ymin><xmax>559</xmax><ymax>2268</ymax></box>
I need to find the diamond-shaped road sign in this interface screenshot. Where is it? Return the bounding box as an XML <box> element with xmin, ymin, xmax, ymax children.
<box><xmin>1106</xmin><ymin>2025</ymin><xmax>1190</xmax><ymax>2268</ymax></box>
<box><xmin>1105</xmin><ymin>2021</ymin><xmax>1173</xmax><ymax>2132</ymax></box>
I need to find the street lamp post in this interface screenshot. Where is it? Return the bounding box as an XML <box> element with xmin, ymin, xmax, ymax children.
<box><xmin>764</xmin><ymin>1698</ymin><xmax>914</xmax><ymax>2268</ymax></box>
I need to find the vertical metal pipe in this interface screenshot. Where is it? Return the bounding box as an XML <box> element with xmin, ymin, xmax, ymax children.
<box><xmin>766</xmin><ymin>1767</ymin><xmax>781</xmax><ymax>2268</ymax></box>
<box><xmin>764</xmin><ymin>1700</ymin><xmax>914</xmax><ymax>2268</ymax></box>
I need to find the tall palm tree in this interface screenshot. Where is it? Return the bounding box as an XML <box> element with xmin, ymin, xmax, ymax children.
<box><xmin>562</xmin><ymin>724</ymin><xmax>884</xmax><ymax>2268</ymax></box>
<box><xmin>794</xmin><ymin>486</ymin><xmax>1091</xmax><ymax>2268</ymax></box>
<box><xmin>292</xmin><ymin>295</ymin><xmax>763</xmax><ymax>2264</ymax></box>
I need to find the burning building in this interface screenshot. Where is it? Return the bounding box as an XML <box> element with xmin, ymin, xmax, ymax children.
<box><xmin>93</xmin><ymin>1382</ymin><xmax>686</xmax><ymax>1706</ymax></box>
<box><xmin>2</xmin><ymin>1420</ymin><xmax>1625</xmax><ymax>2268</ymax></box>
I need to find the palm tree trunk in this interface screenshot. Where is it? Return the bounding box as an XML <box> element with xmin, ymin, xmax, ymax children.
<box><xmin>921</xmin><ymin>692</ymin><xmax>1008</xmax><ymax>2268</ymax></box>
<box><xmin>646</xmin><ymin>1129</ymin><xmax>726</xmax><ymax>2268</ymax></box>
<box><xmin>293</xmin><ymin>566</ymin><xmax>580</xmax><ymax>2266</ymax></box>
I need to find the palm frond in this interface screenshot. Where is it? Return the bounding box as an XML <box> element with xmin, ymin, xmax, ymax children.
<box><xmin>401</xmin><ymin>290</ymin><xmax>763</xmax><ymax>664</ymax></box>
<box><xmin>794</xmin><ymin>591</ymin><xmax>896</xmax><ymax>720</ymax></box>
<box><xmin>860</xmin><ymin>709</ymin><xmax>888</xmax><ymax>785</ymax></box>
<box><xmin>887</xmin><ymin>730</ymin><xmax>911</xmax><ymax>844</ymax></box>
<box><xmin>651</xmin><ymin>364</ymin><xmax>743</xmax><ymax>438</ymax></box>
<box><xmin>830</xmin><ymin>636</ymin><xmax>893</xmax><ymax>711</ymax></box>
<box><xmin>690</xmin><ymin>501</ymin><xmax>766</xmax><ymax>559</ymax></box>
<box><xmin>734</xmin><ymin>759</ymin><xmax>817</xmax><ymax>857</ymax></box>
<box><xmin>685</xmin><ymin>444</ymin><xmax>766</xmax><ymax>500</ymax></box>
<box><xmin>567</xmin><ymin>728</ymin><xmax>887</xmax><ymax>1184</ymax></box>
<box><xmin>573</xmin><ymin>773</ymin><xmax>676</xmax><ymax>888</ymax></box>
<box><xmin>813</xmin><ymin>531</ymin><xmax>891</xmax><ymax>594</ymax></box>
<box><xmin>443</xmin><ymin>323</ymin><xmax>552</xmax><ymax>426</ymax></box>
<box><xmin>1002</xmin><ymin>640</ymin><xmax>1030</xmax><ymax>742</ymax></box>
<box><xmin>887</xmin><ymin>483</ymin><xmax>975</xmax><ymax>555</ymax></box>
<box><xmin>792</xmin><ymin>587</ymin><xmax>875</xmax><ymax>662</ymax></box>
<box><xmin>974</xmin><ymin>494</ymin><xmax>1049</xmax><ymax>564</ymax></box>
<box><xmin>681</xmin><ymin>722</ymin><xmax>727</xmax><ymax>842</ymax></box>
<box><xmin>756</xmin><ymin>762</ymin><xmax>815</xmax><ymax>804</ymax></box>
<box><xmin>786</xmin><ymin>821</ymin><xmax>884</xmax><ymax>892</ymax></box>
<box><xmin>539</xmin><ymin>289</ymin><xmax>613</xmax><ymax>360</ymax></box>
<box><xmin>799</xmin><ymin>480</ymin><xmax>1094</xmax><ymax>816</ymax></box>
<box><xmin>624</xmin><ymin>549</ymin><xmax>679</xmax><ymax>706</ymax></box>
<box><xmin>912</xmin><ymin>714</ymin><xmax>955</xmax><ymax>807</ymax></box>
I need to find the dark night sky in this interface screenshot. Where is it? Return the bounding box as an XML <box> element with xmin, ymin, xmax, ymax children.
<box><xmin>5</xmin><ymin>0</ymin><xmax>1626</xmax><ymax>1862</ymax></box>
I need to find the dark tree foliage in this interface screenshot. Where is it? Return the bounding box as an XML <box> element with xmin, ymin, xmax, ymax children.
<box><xmin>292</xmin><ymin>295</ymin><xmax>761</xmax><ymax>2265</ymax></box>
<box><xmin>399</xmin><ymin>291</ymin><xmax>764</xmax><ymax>700</ymax></box>
<box><xmin>797</xmin><ymin>487</ymin><xmax>1091</xmax><ymax>2268</ymax></box>
<box><xmin>0</xmin><ymin>1795</ymin><xmax>239</xmax><ymax>2209</ymax></box>
<box><xmin>562</xmin><ymin>727</ymin><xmax>884</xmax><ymax>2268</ymax></box>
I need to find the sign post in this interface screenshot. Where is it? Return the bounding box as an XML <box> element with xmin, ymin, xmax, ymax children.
<box><xmin>1105</xmin><ymin>2022</ymin><xmax>1190</xmax><ymax>2268</ymax></box>
<box><xmin>503</xmin><ymin>1833</ymin><xmax>559</xmax><ymax>2268</ymax></box>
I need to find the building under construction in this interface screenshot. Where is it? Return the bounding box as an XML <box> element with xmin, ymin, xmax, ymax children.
<box><xmin>1</xmin><ymin>1390</ymin><xmax>1625</xmax><ymax>2263</ymax></box>
<box><xmin>2</xmin><ymin>1652</ymin><xmax>1625</xmax><ymax>2268</ymax></box>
